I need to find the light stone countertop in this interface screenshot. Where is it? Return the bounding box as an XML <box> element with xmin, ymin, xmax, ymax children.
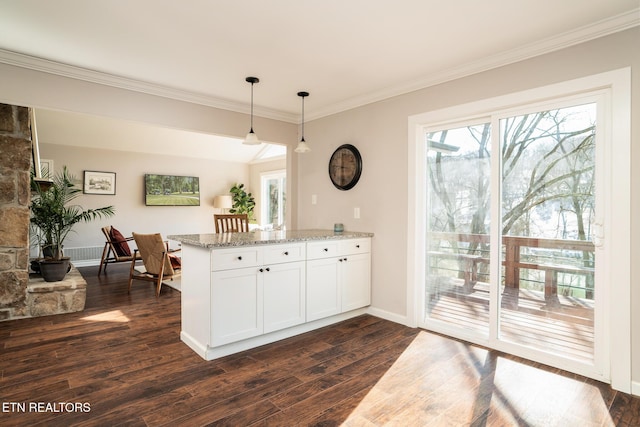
<box><xmin>168</xmin><ymin>229</ymin><xmax>373</xmax><ymax>249</ymax></box>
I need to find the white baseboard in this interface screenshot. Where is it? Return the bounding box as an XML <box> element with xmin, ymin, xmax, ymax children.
<box><xmin>632</xmin><ymin>380</ymin><xmax>640</xmax><ymax>397</ymax></box>
<box><xmin>70</xmin><ymin>259</ymin><xmax>101</xmax><ymax>267</ymax></box>
<box><xmin>367</xmin><ymin>306</ymin><xmax>411</xmax><ymax>327</ymax></box>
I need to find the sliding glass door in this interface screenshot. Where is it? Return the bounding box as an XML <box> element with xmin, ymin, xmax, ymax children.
<box><xmin>422</xmin><ymin>99</ymin><xmax>602</xmax><ymax>376</ymax></box>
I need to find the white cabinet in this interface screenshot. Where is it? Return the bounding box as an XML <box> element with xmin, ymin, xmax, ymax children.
<box><xmin>341</xmin><ymin>252</ymin><xmax>371</xmax><ymax>312</ymax></box>
<box><xmin>211</xmin><ymin>267</ymin><xmax>262</xmax><ymax>345</ymax></box>
<box><xmin>210</xmin><ymin>243</ymin><xmax>306</xmax><ymax>346</ymax></box>
<box><xmin>306</xmin><ymin>256</ymin><xmax>341</xmax><ymax>321</ymax></box>
<box><xmin>263</xmin><ymin>261</ymin><xmax>306</xmax><ymax>333</ymax></box>
<box><xmin>306</xmin><ymin>238</ymin><xmax>371</xmax><ymax>321</ymax></box>
<box><xmin>179</xmin><ymin>234</ymin><xmax>372</xmax><ymax>361</ymax></box>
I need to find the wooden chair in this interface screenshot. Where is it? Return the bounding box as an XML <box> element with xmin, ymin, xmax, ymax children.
<box><xmin>98</xmin><ymin>226</ymin><xmax>141</xmax><ymax>275</ymax></box>
<box><xmin>128</xmin><ymin>233</ymin><xmax>181</xmax><ymax>297</ymax></box>
<box><xmin>214</xmin><ymin>214</ymin><xmax>249</xmax><ymax>233</ymax></box>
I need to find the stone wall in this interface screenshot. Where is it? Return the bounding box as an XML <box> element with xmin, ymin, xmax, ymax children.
<box><xmin>27</xmin><ymin>266</ymin><xmax>86</xmax><ymax>316</ymax></box>
<box><xmin>0</xmin><ymin>103</ymin><xmax>31</xmax><ymax>320</ymax></box>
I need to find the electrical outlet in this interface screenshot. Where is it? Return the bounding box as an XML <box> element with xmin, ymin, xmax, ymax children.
<box><xmin>354</xmin><ymin>207</ymin><xmax>360</xmax><ymax>219</ymax></box>
<box><xmin>311</xmin><ymin>194</ymin><xmax>317</xmax><ymax>205</ymax></box>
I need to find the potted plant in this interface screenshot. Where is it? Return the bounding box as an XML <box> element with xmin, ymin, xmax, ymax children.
<box><xmin>30</xmin><ymin>166</ymin><xmax>115</xmax><ymax>281</ymax></box>
<box><xmin>229</xmin><ymin>183</ymin><xmax>255</xmax><ymax>222</ymax></box>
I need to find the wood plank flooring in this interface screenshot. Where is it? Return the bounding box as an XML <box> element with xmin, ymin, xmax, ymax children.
<box><xmin>1</xmin><ymin>264</ymin><xmax>638</xmax><ymax>426</ymax></box>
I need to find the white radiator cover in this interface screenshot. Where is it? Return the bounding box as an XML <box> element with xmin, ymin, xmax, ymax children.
<box><xmin>63</xmin><ymin>246</ymin><xmax>103</xmax><ymax>267</ymax></box>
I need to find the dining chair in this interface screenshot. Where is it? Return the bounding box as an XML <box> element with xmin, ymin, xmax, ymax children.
<box><xmin>214</xmin><ymin>214</ymin><xmax>249</xmax><ymax>233</ymax></box>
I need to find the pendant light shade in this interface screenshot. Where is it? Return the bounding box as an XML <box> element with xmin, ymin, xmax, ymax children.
<box><xmin>294</xmin><ymin>91</ymin><xmax>310</xmax><ymax>153</ymax></box>
<box><xmin>243</xmin><ymin>76</ymin><xmax>260</xmax><ymax>145</ymax></box>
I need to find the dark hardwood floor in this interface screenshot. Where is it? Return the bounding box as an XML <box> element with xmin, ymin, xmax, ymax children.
<box><xmin>1</xmin><ymin>264</ymin><xmax>638</xmax><ymax>426</ymax></box>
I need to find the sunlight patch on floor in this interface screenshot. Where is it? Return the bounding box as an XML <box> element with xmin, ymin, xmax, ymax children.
<box><xmin>341</xmin><ymin>330</ymin><xmax>614</xmax><ymax>426</ymax></box>
<box><xmin>81</xmin><ymin>310</ymin><xmax>130</xmax><ymax>323</ymax></box>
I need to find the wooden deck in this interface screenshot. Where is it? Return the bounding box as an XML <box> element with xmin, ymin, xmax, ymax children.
<box><xmin>428</xmin><ymin>279</ymin><xmax>594</xmax><ymax>363</ymax></box>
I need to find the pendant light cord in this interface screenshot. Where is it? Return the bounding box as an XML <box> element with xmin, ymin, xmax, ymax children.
<box><xmin>301</xmin><ymin>95</ymin><xmax>305</xmax><ymax>141</ymax></box>
<box><xmin>250</xmin><ymin>81</ymin><xmax>254</xmax><ymax>132</ymax></box>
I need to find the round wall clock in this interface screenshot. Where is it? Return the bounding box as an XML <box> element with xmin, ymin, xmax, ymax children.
<box><xmin>328</xmin><ymin>144</ymin><xmax>363</xmax><ymax>191</ymax></box>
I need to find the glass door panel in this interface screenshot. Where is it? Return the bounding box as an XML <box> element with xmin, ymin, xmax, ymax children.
<box><xmin>261</xmin><ymin>171</ymin><xmax>286</xmax><ymax>229</ymax></box>
<box><xmin>425</xmin><ymin>123</ymin><xmax>492</xmax><ymax>337</ymax></box>
<box><xmin>498</xmin><ymin>104</ymin><xmax>596</xmax><ymax>364</ymax></box>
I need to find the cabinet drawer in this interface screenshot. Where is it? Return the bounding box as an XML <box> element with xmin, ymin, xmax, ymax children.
<box><xmin>306</xmin><ymin>240</ymin><xmax>340</xmax><ymax>260</ymax></box>
<box><xmin>211</xmin><ymin>247</ymin><xmax>260</xmax><ymax>271</ymax></box>
<box><xmin>339</xmin><ymin>238</ymin><xmax>371</xmax><ymax>255</ymax></box>
<box><xmin>263</xmin><ymin>243</ymin><xmax>306</xmax><ymax>265</ymax></box>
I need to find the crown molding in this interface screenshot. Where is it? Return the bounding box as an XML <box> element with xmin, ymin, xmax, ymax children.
<box><xmin>1</xmin><ymin>8</ymin><xmax>637</xmax><ymax>123</ymax></box>
<box><xmin>305</xmin><ymin>8</ymin><xmax>640</xmax><ymax>121</ymax></box>
<box><xmin>0</xmin><ymin>48</ymin><xmax>298</xmax><ymax>123</ymax></box>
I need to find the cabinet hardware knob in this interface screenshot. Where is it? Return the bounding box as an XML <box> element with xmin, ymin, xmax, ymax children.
<box><xmin>356</xmin><ymin>245</ymin><xmax>360</xmax><ymax>248</ymax></box>
<box><xmin>284</xmin><ymin>251</ymin><xmax>289</xmax><ymax>255</ymax></box>
<box><xmin>266</xmin><ymin>267</ymin><xmax>270</xmax><ymax>272</ymax></box>
<box><xmin>259</xmin><ymin>268</ymin><xmax>264</xmax><ymax>272</ymax></box>
<box><xmin>237</xmin><ymin>256</ymin><xmax>243</xmax><ymax>260</ymax></box>
<box><xmin>344</xmin><ymin>257</ymin><xmax>348</xmax><ymax>262</ymax></box>
<box><xmin>323</xmin><ymin>248</ymin><xmax>328</xmax><ymax>252</ymax></box>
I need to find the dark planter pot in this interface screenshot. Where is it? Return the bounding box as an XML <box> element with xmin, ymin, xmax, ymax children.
<box><xmin>42</xmin><ymin>245</ymin><xmax>63</xmax><ymax>259</ymax></box>
<box><xmin>30</xmin><ymin>259</ymin><xmax>41</xmax><ymax>273</ymax></box>
<box><xmin>39</xmin><ymin>258</ymin><xmax>71</xmax><ymax>282</ymax></box>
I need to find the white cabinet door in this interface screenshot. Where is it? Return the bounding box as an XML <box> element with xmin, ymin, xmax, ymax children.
<box><xmin>263</xmin><ymin>261</ymin><xmax>306</xmax><ymax>333</ymax></box>
<box><xmin>211</xmin><ymin>267</ymin><xmax>262</xmax><ymax>346</ymax></box>
<box><xmin>341</xmin><ymin>253</ymin><xmax>371</xmax><ymax>312</ymax></box>
<box><xmin>306</xmin><ymin>257</ymin><xmax>341</xmax><ymax>321</ymax></box>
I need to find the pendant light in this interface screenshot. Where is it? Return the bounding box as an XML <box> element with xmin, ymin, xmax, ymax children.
<box><xmin>294</xmin><ymin>91</ymin><xmax>310</xmax><ymax>153</ymax></box>
<box><xmin>243</xmin><ymin>76</ymin><xmax>260</xmax><ymax>145</ymax></box>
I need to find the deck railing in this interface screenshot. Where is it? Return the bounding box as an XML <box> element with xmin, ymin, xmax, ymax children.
<box><xmin>428</xmin><ymin>232</ymin><xmax>595</xmax><ymax>303</ymax></box>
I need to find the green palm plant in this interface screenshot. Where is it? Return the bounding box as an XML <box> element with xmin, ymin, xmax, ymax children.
<box><xmin>30</xmin><ymin>166</ymin><xmax>115</xmax><ymax>260</ymax></box>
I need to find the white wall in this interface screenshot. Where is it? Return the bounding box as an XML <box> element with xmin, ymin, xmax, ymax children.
<box><xmin>296</xmin><ymin>28</ymin><xmax>640</xmax><ymax>381</ymax></box>
<box><xmin>39</xmin><ymin>142</ymin><xmax>250</xmax><ymax>249</ymax></box>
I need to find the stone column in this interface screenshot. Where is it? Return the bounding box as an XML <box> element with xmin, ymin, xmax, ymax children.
<box><xmin>0</xmin><ymin>104</ymin><xmax>31</xmax><ymax>320</ymax></box>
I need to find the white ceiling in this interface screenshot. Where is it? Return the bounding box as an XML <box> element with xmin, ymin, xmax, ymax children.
<box><xmin>1</xmin><ymin>0</ymin><xmax>638</xmax><ymax>122</ymax></box>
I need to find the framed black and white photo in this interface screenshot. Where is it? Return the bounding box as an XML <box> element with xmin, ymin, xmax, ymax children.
<box><xmin>84</xmin><ymin>171</ymin><xmax>116</xmax><ymax>195</ymax></box>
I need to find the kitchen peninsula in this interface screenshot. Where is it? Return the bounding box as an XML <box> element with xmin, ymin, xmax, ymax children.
<box><xmin>168</xmin><ymin>229</ymin><xmax>373</xmax><ymax>361</ymax></box>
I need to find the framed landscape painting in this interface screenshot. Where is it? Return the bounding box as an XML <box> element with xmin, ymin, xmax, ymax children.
<box><xmin>144</xmin><ymin>174</ymin><xmax>200</xmax><ymax>206</ymax></box>
<box><xmin>84</xmin><ymin>171</ymin><xmax>116</xmax><ymax>195</ymax></box>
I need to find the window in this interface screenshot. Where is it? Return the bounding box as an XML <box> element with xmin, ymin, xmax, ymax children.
<box><xmin>261</xmin><ymin>170</ymin><xmax>286</xmax><ymax>228</ymax></box>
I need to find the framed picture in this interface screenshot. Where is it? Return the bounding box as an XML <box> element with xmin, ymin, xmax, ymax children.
<box><xmin>144</xmin><ymin>174</ymin><xmax>200</xmax><ymax>206</ymax></box>
<box><xmin>84</xmin><ymin>171</ymin><xmax>116</xmax><ymax>195</ymax></box>
<box><xmin>39</xmin><ymin>159</ymin><xmax>54</xmax><ymax>179</ymax></box>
